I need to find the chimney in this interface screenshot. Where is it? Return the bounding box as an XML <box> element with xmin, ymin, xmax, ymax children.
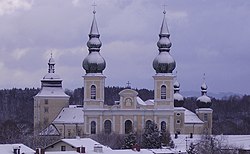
<box><xmin>13</xmin><ymin>146</ymin><xmax>21</xmax><ymax>154</ymax></box>
<box><xmin>77</xmin><ymin>146</ymin><xmax>85</xmax><ymax>153</ymax></box>
<box><xmin>35</xmin><ymin>148</ymin><xmax>45</xmax><ymax>154</ymax></box>
<box><xmin>94</xmin><ymin>144</ymin><xmax>103</xmax><ymax>153</ymax></box>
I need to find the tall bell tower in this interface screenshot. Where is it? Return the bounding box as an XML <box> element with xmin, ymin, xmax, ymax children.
<box><xmin>153</xmin><ymin>10</ymin><xmax>176</xmax><ymax>109</ymax></box>
<box><xmin>82</xmin><ymin>9</ymin><xmax>106</xmax><ymax>109</ymax></box>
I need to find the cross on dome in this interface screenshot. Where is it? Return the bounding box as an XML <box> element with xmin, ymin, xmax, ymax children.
<box><xmin>92</xmin><ymin>2</ymin><xmax>97</xmax><ymax>14</ymax></box>
<box><xmin>126</xmin><ymin>81</ymin><xmax>131</xmax><ymax>88</ymax></box>
<box><xmin>163</xmin><ymin>4</ymin><xmax>167</xmax><ymax>14</ymax></box>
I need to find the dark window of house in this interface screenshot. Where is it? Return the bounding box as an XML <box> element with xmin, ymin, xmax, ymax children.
<box><xmin>61</xmin><ymin>146</ymin><xmax>66</xmax><ymax>151</ymax></box>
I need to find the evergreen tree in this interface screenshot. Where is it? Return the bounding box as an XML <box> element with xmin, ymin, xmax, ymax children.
<box><xmin>141</xmin><ymin>122</ymin><xmax>161</xmax><ymax>149</ymax></box>
<box><xmin>159</xmin><ymin>129</ymin><xmax>172</xmax><ymax>146</ymax></box>
<box><xmin>122</xmin><ymin>132</ymin><xmax>137</xmax><ymax>149</ymax></box>
<box><xmin>187</xmin><ymin>142</ymin><xmax>196</xmax><ymax>154</ymax></box>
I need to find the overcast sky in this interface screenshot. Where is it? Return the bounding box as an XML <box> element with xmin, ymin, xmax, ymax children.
<box><xmin>0</xmin><ymin>0</ymin><xmax>249</xmax><ymax>95</ymax></box>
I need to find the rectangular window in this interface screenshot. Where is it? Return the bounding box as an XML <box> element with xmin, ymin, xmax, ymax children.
<box><xmin>61</xmin><ymin>146</ymin><xmax>66</xmax><ymax>151</ymax></box>
<box><xmin>161</xmin><ymin>85</ymin><xmax>167</xmax><ymax>99</ymax></box>
<box><xmin>44</xmin><ymin>107</ymin><xmax>49</xmax><ymax>113</ymax></box>
<box><xmin>204</xmin><ymin>113</ymin><xmax>208</xmax><ymax>122</ymax></box>
<box><xmin>68</xmin><ymin>129</ymin><xmax>71</xmax><ymax>137</ymax></box>
<box><xmin>45</xmin><ymin>99</ymin><xmax>48</xmax><ymax>104</ymax></box>
<box><xmin>90</xmin><ymin>85</ymin><xmax>96</xmax><ymax>99</ymax></box>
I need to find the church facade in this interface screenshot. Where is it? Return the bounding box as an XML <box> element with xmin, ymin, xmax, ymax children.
<box><xmin>34</xmin><ymin>9</ymin><xmax>213</xmax><ymax>138</ymax></box>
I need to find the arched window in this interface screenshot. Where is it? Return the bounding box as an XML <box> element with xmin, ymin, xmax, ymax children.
<box><xmin>145</xmin><ymin>120</ymin><xmax>152</xmax><ymax>128</ymax></box>
<box><xmin>125</xmin><ymin>120</ymin><xmax>133</xmax><ymax>134</ymax></box>
<box><xmin>90</xmin><ymin>85</ymin><xmax>96</xmax><ymax>99</ymax></box>
<box><xmin>161</xmin><ymin>121</ymin><xmax>166</xmax><ymax>131</ymax></box>
<box><xmin>104</xmin><ymin>120</ymin><xmax>112</xmax><ymax>134</ymax></box>
<box><xmin>161</xmin><ymin>85</ymin><xmax>166</xmax><ymax>99</ymax></box>
<box><xmin>91</xmin><ymin>121</ymin><xmax>96</xmax><ymax>134</ymax></box>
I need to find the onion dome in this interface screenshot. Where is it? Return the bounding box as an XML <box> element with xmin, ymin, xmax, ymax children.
<box><xmin>82</xmin><ymin>10</ymin><xmax>106</xmax><ymax>74</ymax></box>
<box><xmin>196</xmin><ymin>77</ymin><xmax>212</xmax><ymax>108</ymax></box>
<box><xmin>174</xmin><ymin>80</ymin><xmax>184</xmax><ymax>107</ymax></box>
<box><xmin>153</xmin><ymin>10</ymin><xmax>176</xmax><ymax>73</ymax></box>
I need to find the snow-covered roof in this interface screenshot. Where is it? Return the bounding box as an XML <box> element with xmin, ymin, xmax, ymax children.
<box><xmin>172</xmin><ymin>134</ymin><xmax>250</xmax><ymax>151</ymax></box>
<box><xmin>46</xmin><ymin>152</ymin><xmax>78</xmax><ymax>154</ymax></box>
<box><xmin>216</xmin><ymin>135</ymin><xmax>250</xmax><ymax>150</ymax></box>
<box><xmin>137</xmin><ymin>97</ymin><xmax>155</xmax><ymax>106</ymax></box>
<box><xmin>150</xmin><ymin>148</ymin><xmax>186</xmax><ymax>154</ymax></box>
<box><xmin>171</xmin><ymin>134</ymin><xmax>201</xmax><ymax>151</ymax></box>
<box><xmin>43</xmin><ymin>73</ymin><xmax>61</xmax><ymax>80</ymax></box>
<box><xmin>0</xmin><ymin>144</ymin><xmax>35</xmax><ymax>154</ymax></box>
<box><xmin>113</xmin><ymin>149</ymin><xmax>154</xmax><ymax>154</ymax></box>
<box><xmin>39</xmin><ymin>124</ymin><xmax>60</xmax><ymax>136</ymax></box>
<box><xmin>60</xmin><ymin>138</ymin><xmax>113</xmax><ymax>153</ymax></box>
<box><xmin>145</xmin><ymin>99</ymin><xmax>154</xmax><ymax>105</ymax></box>
<box><xmin>184</xmin><ymin>109</ymin><xmax>204</xmax><ymax>124</ymax></box>
<box><xmin>137</xmin><ymin>97</ymin><xmax>146</xmax><ymax>105</ymax></box>
<box><xmin>35</xmin><ymin>87</ymin><xmax>69</xmax><ymax>98</ymax></box>
<box><xmin>53</xmin><ymin>107</ymin><xmax>84</xmax><ymax>124</ymax></box>
<box><xmin>174</xmin><ymin>93</ymin><xmax>184</xmax><ymax>101</ymax></box>
<box><xmin>46</xmin><ymin>152</ymin><xmax>79</xmax><ymax>154</ymax></box>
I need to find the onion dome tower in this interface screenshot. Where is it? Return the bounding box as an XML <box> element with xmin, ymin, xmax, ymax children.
<box><xmin>153</xmin><ymin>9</ymin><xmax>175</xmax><ymax>111</ymax></box>
<box><xmin>82</xmin><ymin>8</ymin><xmax>106</xmax><ymax>110</ymax></box>
<box><xmin>195</xmin><ymin>74</ymin><xmax>213</xmax><ymax>134</ymax></box>
<box><xmin>82</xmin><ymin>9</ymin><xmax>106</xmax><ymax>74</ymax></box>
<box><xmin>153</xmin><ymin>10</ymin><xmax>176</xmax><ymax>73</ymax></box>
<box><xmin>196</xmin><ymin>76</ymin><xmax>212</xmax><ymax>108</ymax></box>
<box><xmin>34</xmin><ymin>54</ymin><xmax>69</xmax><ymax>135</ymax></box>
<box><xmin>174</xmin><ymin>79</ymin><xmax>184</xmax><ymax>107</ymax></box>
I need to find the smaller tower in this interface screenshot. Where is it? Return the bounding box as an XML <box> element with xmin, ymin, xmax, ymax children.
<box><xmin>173</xmin><ymin>79</ymin><xmax>184</xmax><ymax>107</ymax></box>
<box><xmin>195</xmin><ymin>74</ymin><xmax>213</xmax><ymax>134</ymax></box>
<box><xmin>34</xmin><ymin>54</ymin><xmax>69</xmax><ymax>135</ymax></box>
<box><xmin>153</xmin><ymin>9</ymin><xmax>176</xmax><ymax>109</ymax></box>
<box><xmin>82</xmin><ymin>9</ymin><xmax>106</xmax><ymax>109</ymax></box>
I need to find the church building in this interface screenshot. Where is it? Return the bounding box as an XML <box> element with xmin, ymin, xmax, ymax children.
<box><xmin>34</xmin><ymin>8</ymin><xmax>213</xmax><ymax>138</ymax></box>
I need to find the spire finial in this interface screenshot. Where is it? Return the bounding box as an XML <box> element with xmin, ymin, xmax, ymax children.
<box><xmin>92</xmin><ymin>2</ymin><xmax>97</xmax><ymax>14</ymax></box>
<box><xmin>203</xmin><ymin>73</ymin><xmax>206</xmax><ymax>82</ymax></box>
<box><xmin>48</xmin><ymin>52</ymin><xmax>55</xmax><ymax>73</ymax></box>
<box><xmin>163</xmin><ymin>4</ymin><xmax>167</xmax><ymax>14</ymax></box>
<box><xmin>50</xmin><ymin>50</ymin><xmax>53</xmax><ymax>58</ymax></box>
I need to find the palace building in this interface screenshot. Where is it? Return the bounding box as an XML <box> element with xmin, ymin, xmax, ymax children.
<box><xmin>34</xmin><ymin>9</ymin><xmax>213</xmax><ymax>138</ymax></box>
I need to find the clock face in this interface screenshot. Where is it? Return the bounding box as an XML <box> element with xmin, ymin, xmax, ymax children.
<box><xmin>125</xmin><ymin>98</ymin><xmax>132</xmax><ymax>106</ymax></box>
